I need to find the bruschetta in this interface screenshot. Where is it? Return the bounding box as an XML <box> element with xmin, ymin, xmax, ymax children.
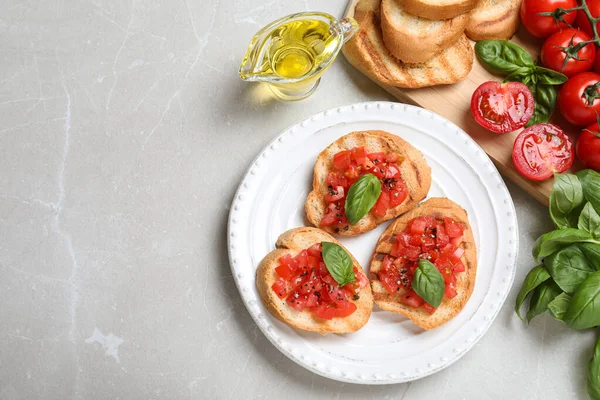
<box><xmin>305</xmin><ymin>130</ymin><xmax>431</xmax><ymax>236</ymax></box>
<box><xmin>369</xmin><ymin>198</ymin><xmax>477</xmax><ymax>330</ymax></box>
<box><xmin>256</xmin><ymin>227</ymin><xmax>373</xmax><ymax>334</ymax></box>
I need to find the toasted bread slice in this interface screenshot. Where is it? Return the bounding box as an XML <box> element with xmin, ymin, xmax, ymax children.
<box><xmin>305</xmin><ymin>130</ymin><xmax>431</xmax><ymax>236</ymax></box>
<box><xmin>343</xmin><ymin>0</ymin><xmax>474</xmax><ymax>88</ymax></box>
<box><xmin>256</xmin><ymin>227</ymin><xmax>373</xmax><ymax>334</ymax></box>
<box><xmin>397</xmin><ymin>0</ymin><xmax>479</xmax><ymax>20</ymax></box>
<box><xmin>465</xmin><ymin>0</ymin><xmax>521</xmax><ymax>41</ymax></box>
<box><xmin>381</xmin><ymin>0</ymin><xmax>470</xmax><ymax>64</ymax></box>
<box><xmin>370</xmin><ymin>198</ymin><xmax>477</xmax><ymax>330</ymax></box>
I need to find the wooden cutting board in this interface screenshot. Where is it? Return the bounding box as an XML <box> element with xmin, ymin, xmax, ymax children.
<box><xmin>343</xmin><ymin>0</ymin><xmax>584</xmax><ymax>206</ymax></box>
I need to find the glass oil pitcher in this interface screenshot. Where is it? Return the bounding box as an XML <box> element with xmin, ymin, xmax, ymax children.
<box><xmin>239</xmin><ymin>12</ymin><xmax>359</xmax><ymax>101</ymax></box>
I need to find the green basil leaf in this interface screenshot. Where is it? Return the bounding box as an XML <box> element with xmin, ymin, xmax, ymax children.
<box><xmin>321</xmin><ymin>242</ymin><xmax>355</xmax><ymax>287</ymax></box>
<box><xmin>475</xmin><ymin>40</ymin><xmax>534</xmax><ymax>75</ymax></box>
<box><xmin>565</xmin><ymin>270</ymin><xmax>600</xmax><ymax>329</ymax></box>
<box><xmin>544</xmin><ymin>244</ymin><xmax>597</xmax><ymax>294</ymax></box>
<box><xmin>549</xmin><ymin>173</ymin><xmax>585</xmax><ymax>229</ymax></box>
<box><xmin>533</xmin><ymin>228</ymin><xmax>596</xmax><ymax>262</ymax></box>
<box><xmin>345</xmin><ymin>173</ymin><xmax>381</xmax><ymax>225</ymax></box>
<box><xmin>412</xmin><ymin>260</ymin><xmax>445</xmax><ymax>308</ymax></box>
<box><xmin>515</xmin><ymin>265</ymin><xmax>551</xmax><ymax>321</ymax></box>
<box><xmin>580</xmin><ymin>243</ymin><xmax>600</xmax><ymax>269</ymax></box>
<box><xmin>548</xmin><ymin>292</ymin><xmax>571</xmax><ymax>321</ymax></box>
<box><xmin>525</xmin><ymin>84</ymin><xmax>558</xmax><ymax>127</ymax></box>
<box><xmin>534</xmin><ymin>66</ymin><xmax>569</xmax><ymax>86</ymax></box>
<box><xmin>578</xmin><ymin>170</ymin><xmax>600</xmax><ymax>213</ymax></box>
<box><xmin>580</xmin><ymin>202</ymin><xmax>600</xmax><ymax>238</ymax></box>
<box><xmin>588</xmin><ymin>335</ymin><xmax>600</xmax><ymax>400</ymax></box>
<box><xmin>526</xmin><ymin>279</ymin><xmax>562</xmax><ymax>322</ymax></box>
<box><xmin>504</xmin><ymin>66</ymin><xmax>534</xmax><ymax>83</ymax></box>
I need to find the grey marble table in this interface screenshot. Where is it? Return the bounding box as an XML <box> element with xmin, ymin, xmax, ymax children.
<box><xmin>0</xmin><ymin>0</ymin><xmax>596</xmax><ymax>399</ymax></box>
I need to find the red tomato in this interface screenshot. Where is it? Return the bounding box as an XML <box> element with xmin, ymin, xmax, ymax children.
<box><xmin>558</xmin><ymin>72</ymin><xmax>600</xmax><ymax>126</ymax></box>
<box><xmin>333</xmin><ymin>150</ymin><xmax>351</xmax><ymax>170</ymax></box>
<box><xmin>444</xmin><ymin>217</ymin><xmax>464</xmax><ymax>238</ymax></box>
<box><xmin>541</xmin><ymin>29</ymin><xmax>595</xmax><ymax>77</ymax></box>
<box><xmin>512</xmin><ymin>124</ymin><xmax>574</xmax><ymax>181</ymax></box>
<box><xmin>445</xmin><ymin>282</ymin><xmax>458</xmax><ymax>299</ymax></box>
<box><xmin>423</xmin><ymin>303</ymin><xmax>437</xmax><ymax>314</ymax></box>
<box><xmin>389</xmin><ymin>179</ymin><xmax>408</xmax><ymax>206</ymax></box>
<box><xmin>470</xmin><ymin>81</ymin><xmax>535</xmax><ymax>133</ymax></box>
<box><xmin>595</xmin><ymin>52</ymin><xmax>600</xmax><ymax>74</ymax></box>
<box><xmin>351</xmin><ymin>146</ymin><xmax>367</xmax><ymax>165</ymax></box>
<box><xmin>373</xmin><ymin>191</ymin><xmax>390</xmax><ymax>217</ymax></box>
<box><xmin>520</xmin><ymin>0</ymin><xmax>577</xmax><ymax>38</ymax></box>
<box><xmin>325</xmin><ymin>185</ymin><xmax>344</xmax><ymax>202</ymax></box>
<box><xmin>577</xmin><ymin>123</ymin><xmax>600</xmax><ymax>171</ymax></box>
<box><xmin>272</xmin><ymin>278</ymin><xmax>288</xmax><ymax>299</ymax></box>
<box><xmin>399</xmin><ymin>290</ymin><xmax>425</xmax><ymax>308</ymax></box>
<box><xmin>576</xmin><ymin>0</ymin><xmax>600</xmax><ymax>37</ymax></box>
<box><xmin>307</xmin><ymin>243</ymin><xmax>322</xmax><ymax>257</ymax></box>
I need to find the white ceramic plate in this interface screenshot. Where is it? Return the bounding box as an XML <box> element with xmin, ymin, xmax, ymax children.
<box><xmin>228</xmin><ymin>102</ymin><xmax>518</xmax><ymax>384</ymax></box>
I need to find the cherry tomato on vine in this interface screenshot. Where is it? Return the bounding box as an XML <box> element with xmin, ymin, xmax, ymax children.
<box><xmin>594</xmin><ymin>52</ymin><xmax>600</xmax><ymax>74</ymax></box>
<box><xmin>512</xmin><ymin>124</ymin><xmax>574</xmax><ymax>181</ymax></box>
<box><xmin>470</xmin><ymin>81</ymin><xmax>535</xmax><ymax>133</ymax></box>
<box><xmin>577</xmin><ymin>123</ymin><xmax>600</xmax><ymax>171</ymax></box>
<box><xmin>576</xmin><ymin>0</ymin><xmax>600</xmax><ymax>38</ymax></box>
<box><xmin>541</xmin><ymin>29</ymin><xmax>596</xmax><ymax>77</ymax></box>
<box><xmin>520</xmin><ymin>0</ymin><xmax>578</xmax><ymax>38</ymax></box>
<box><xmin>558</xmin><ymin>72</ymin><xmax>600</xmax><ymax>126</ymax></box>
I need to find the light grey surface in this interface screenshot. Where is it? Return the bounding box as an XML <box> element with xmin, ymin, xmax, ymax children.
<box><xmin>0</xmin><ymin>0</ymin><xmax>596</xmax><ymax>399</ymax></box>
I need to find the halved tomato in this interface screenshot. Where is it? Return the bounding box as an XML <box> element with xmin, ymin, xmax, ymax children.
<box><xmin>470</xmin><ymin>81</ymin><xmax>535</xmax><ymax>133</ymax></box>
<box><xmin>512</xmin><ymin>123</ymin><xmax>574</xmax><ymax>181</ymax></box>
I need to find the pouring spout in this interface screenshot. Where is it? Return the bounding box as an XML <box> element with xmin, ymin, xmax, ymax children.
<box><xmin>332</xmin><ymin>17</ymin><xmax>359</xmax><ymax>44</ymax></box>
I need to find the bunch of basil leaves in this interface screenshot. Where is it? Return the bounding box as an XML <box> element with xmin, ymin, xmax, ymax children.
<box><xmin>475</xmin><ymin>40</ymin><xmax>568</xmax><ymax>126</ymax></box>
<box><xmin>515</xmin><ymin>169</ymin><xmax>600</xmax><ymax>399</ymax></box>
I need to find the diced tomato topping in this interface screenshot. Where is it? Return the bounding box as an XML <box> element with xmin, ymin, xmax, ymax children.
<box><xmin>374</xmin><ymin>213</ymin><xmax>467</xmax><ymax>314</ymax></box>
<box><xmin>325</xmin><ymin>185</ymin><xmax>345</xmax><ymax>202</ymax></box>
<box><xmin>373</xmin><ymin>191</ymin><xmax>390</xmax><ymax>217</ymax></box>
<box><xmin>445</xmin><ymin>281</ymin><xmax>458</xmax><ymax>299</ymax></box>
<box><xmin>444</xmin><ymin>217</ymin><xmax>464</xmax><ymax>238</ymax></box>
<box><xmin>307</xmin><ymin>243</ymin><xmax>322</xmax><ymax>257</ymax></box>
<box><xmin>333</xmin><ymin>150</ymin><xmax>352</xmax><ymax>170</ymax></box>
<box><xmin>400</xmin><ymin>290</ymin><xmax>425</xmax><ymax>308</ymax></box>
<box><xmin>423</xmin><ymin>303</ymin><xmax>437</xmax><ymax>314</ymax></box>
<box><xmin>351</xmin><ymin>146</ymin><xmax>367</xmax><ymax>166</ymax></box>
<box><xmin>324</xmin><ymin>146</ymin><xmax>407</xmax><ymax>231</ymax></box>
<box><xmin>272</xmin><ymin>279</ymin><xmax>288</xmax><ymax>299</ymax></box>
<box><xmin>320</xmin><ymin>203</ymin><xmax>340</xmax><ymax>227</ymax></box>
<box><xmin>271</xmin><ymin>242</ymin><xmax>365</xmax><ymax>320</ymax></box>
<box><xmin>379</xmin><ymin>270</ymin><xmax>400</xmax><ymax>295</ymax></box>
<box><xmin>327</xmin><ymin>171</ymin><xmax>348</xmax><ymax>188</ymax></box>
<box><xmin>384</xmin><ymin>152</ymin><xmax>400</xmax><ymax>163</ymax></box>
<box><xmin>367</xmin><ymin>152</ymin><xmax>385</xmax><ymax>162</ymax></box>
<box><xmin>390</xmin><ymin>180</ymin><xmax>408</xmax><ymax>207</ymax></box>
<box><xmin>355</xmin><ymin>268</ymin><xmax>369</xmax><ymax>289</ymax></box>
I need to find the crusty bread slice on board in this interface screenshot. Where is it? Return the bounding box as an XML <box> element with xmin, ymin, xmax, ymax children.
<box><xmin>369</xmin><ymin>198</ymin><xmax>478</xmax><ymax>330</ymax></box>
<box><xmin>381</xmin><ymin>0</ymin><xmax>469</xmax><ymax>64</ymax></box>
<box><xmin>397</xmin><ymin>0</ymin><xmax>479</xmax><ymax>20</ymax></box>
<box><xmin>305</xmin><ymin>130</ymin><xmax>431</xmax><ymax>236</ymax></box>
<box><xmin>256</xmin><ymin>227</ymin><xmax>373</xmax><ymax>334</ymax></box>
<box><xmin>343</xmin><ymin>0</ymin><xmax>474</xmax><ymax>88</ymax></box>
<box><xmin>465</xmin><ymin>0</ymin><xmax>522</xmax><ymax>41</ymax></box>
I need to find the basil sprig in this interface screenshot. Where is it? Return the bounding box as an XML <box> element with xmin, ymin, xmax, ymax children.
<box><xmin>412</xmin><ymin>260</ymin><xmax>445</xmax><ymax>308</ymax></box>
<box><xmin>475</xmin><ymin>40</ymin><xmax>567</xmax><ymax>126</ymax></box>
<box><xmin>344</xmin><ymin>173</ymin><xmax>381</xmax><ymax>225</ymax></box>
<box><xmin>589</xmin><ymin>336</ymin><xmax>600</xmax><ymax>400</ymax></box>
<box><xmin>565</xmin><ymin>271</ymin><xmax>600</xmax><ymax>330</ymax></box>
<box><xmin>321</xmin><ymin>242</ymin><xmax>355</xmax><ymax>287</ymax></box>
<box><xmin>514</xmin><ymin>170</ymin><xmax>600</xmax><ymax>398</ymax></box>
<box><xmin>515</xmin><ymin>265</ymin><xmax>551</xmax><ymax>321</ymax></box>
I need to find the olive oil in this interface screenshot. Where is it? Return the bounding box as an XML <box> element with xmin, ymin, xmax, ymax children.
<box><xmin>242</xmin><ymin>18</ymin><xmax>338</xmax><ymax>80</ymax></box>
<box><xmin>239</xmin><ymin>12</ymin><xmax>358</xmax><ymax>100</ymax></box>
